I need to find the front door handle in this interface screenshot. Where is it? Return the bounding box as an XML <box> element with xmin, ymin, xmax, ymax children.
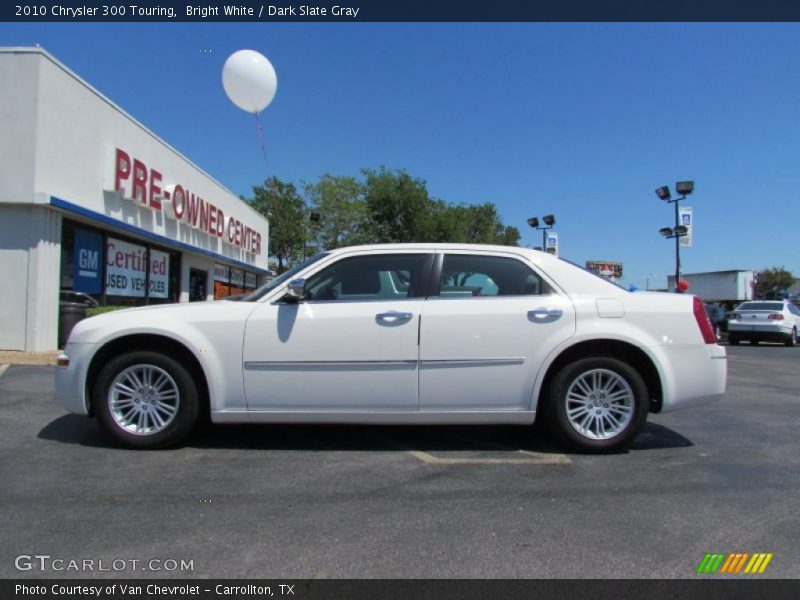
<box><xmin>528</xmin><ymin>308</ymin><xmax>563</xmax><ymax>322</ymax></box>
<box><xmin>376</xmin><ymin>311</ymin><xmax>413</xmax><ymax>324</ymax></box>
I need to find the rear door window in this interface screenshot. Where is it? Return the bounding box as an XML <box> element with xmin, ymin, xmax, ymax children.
<box><xmin>438</xmin><ymin>254</ymin><xmax>551</xmax><ymax>297</ymax></box>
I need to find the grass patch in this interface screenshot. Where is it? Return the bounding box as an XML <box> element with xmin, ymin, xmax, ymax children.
<box><xmin>86</xmin><ymin>305</ymin><xmax>131</xmax><ymax>318</ymax></box>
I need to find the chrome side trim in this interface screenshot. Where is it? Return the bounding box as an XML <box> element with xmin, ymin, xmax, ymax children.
<box><xmin>244</xmin><ymin>360</ymin><xmax>418</xmax><ymax>370</ymax></box>
<box><xmin>420</xmin><ymin>357</ymin><xmax>525</xmax><ymax>367</ymax></box>
<box><xmin>212</xmin><ymin>409</ymin><xmax>537</xmax><ymax>425</ymax></box>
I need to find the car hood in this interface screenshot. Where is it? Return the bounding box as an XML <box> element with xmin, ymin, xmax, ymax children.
<box><xmin>66</xmin><ymin>300</ymin><xmax>256</xmax><ymax>344</ymax></box>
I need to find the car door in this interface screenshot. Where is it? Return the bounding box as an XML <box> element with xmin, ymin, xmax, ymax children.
<box><xmin>242</xmin><ymin>252</ymin><xmax>432</xmax><ymax>411</ymax></box>
<box><xmin>419</xmin><ymin>251</ymin><xmax>575</xmax><ymax>411</ymax></box>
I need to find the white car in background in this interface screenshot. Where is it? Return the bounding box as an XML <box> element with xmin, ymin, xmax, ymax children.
<box><xmin>727</xmin><ymin>300</ymin><xmax>800</xmax><ymax>347</ymax></box>
<box><xmin>56</xmin><ymin>244</ymin><xmax>726</xmax><ymax>453</ymax></box>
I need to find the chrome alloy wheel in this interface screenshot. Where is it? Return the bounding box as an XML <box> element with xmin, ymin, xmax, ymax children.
<box><xmin>565</xmin><ymin>368</ymin><xmax>634</xmax><ymax>440</ymax></box>
<box><xmin>107</xmin><ymin>364</ymin><xmax>180</xmax><ymax>435</ymax></box>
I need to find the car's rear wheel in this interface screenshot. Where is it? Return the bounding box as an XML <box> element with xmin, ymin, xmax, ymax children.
<box><xmin>729</xmin><ymin>335</ymin><xmax>740</xmax><ymax>346</ymax></box>
<box><xmin>543</xmin><ymin>357</ymin><xmax>649</xmax><ymax>453</ymax></box>
<box><xmin>786</xmin><ymin>327</ymin><xmax>797</xmax><ymax>347</ymax></box>
<box><xmin>92</xmin><ymin>351</ymin><xmax>199</xmax><ymax>449</ymax></box>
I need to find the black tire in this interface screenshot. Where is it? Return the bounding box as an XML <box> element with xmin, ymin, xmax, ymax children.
<box><xmin>92</xmin><ymin>350</ymin><xmax>200</xmax><ymax>449</ymax></box>
<box><xmin>751</xmin><ymin>340</ymin><xmax>759</xmax><ymax>345</ymax></box>
<box><xmin>542</xmin><ymin>357</ymin><xmax>649</xmax><ymax>453</ymax></box>
<box><xmin>786</xmin><ymin>327</ymin><xmax>797</xmax><ymax>348</ymax></box>
<box><xmin>729</xmin><ymin>336</ymin><xmax>740</xmax><ymax>346</ymax></box>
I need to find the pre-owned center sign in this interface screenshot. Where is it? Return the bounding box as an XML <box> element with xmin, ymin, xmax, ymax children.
<box><xmin>108</xmin><ymin>147</ymin><xmax>262</xmax><ymax>255</ymax></box>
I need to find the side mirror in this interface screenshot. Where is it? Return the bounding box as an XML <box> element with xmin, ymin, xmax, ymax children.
<box><xmin>284</xmin><ymin>278</ymin><xmax>306</xmax><ymax>302</ymax></box>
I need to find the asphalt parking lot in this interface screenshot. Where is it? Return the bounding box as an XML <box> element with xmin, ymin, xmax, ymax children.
<box><xmin>1</xmin><ymin>343</ymin><xmax>798</xmax><ymax>579</ymax></box>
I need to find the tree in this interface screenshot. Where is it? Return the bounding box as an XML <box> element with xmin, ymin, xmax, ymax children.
<box><xmin>363</xmin><ymin>167</ymin><xmax>436</xmax><ymax>243</ymax></box>
<box><xmin>429</xmin><ymin>200</ymin><xmax>521</xmax><ymax>246</ymax></box>
<box><xmin>249</xmin><ymin>177</ymin><xmax>306</xmax><ymax>273</ymax></box>
<box><xmin>755</xmin><ymin>267</ymin><xmax>794</xmax><ymax>299</ymax></box>
<box><xmin>303</xmin><ymin>174</ymin><xmax>370</xmax><ymax>250</ymax></box>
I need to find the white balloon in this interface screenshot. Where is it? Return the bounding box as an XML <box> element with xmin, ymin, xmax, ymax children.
<box><xmin>222</xmin><ymin>49</ymin><xmax>278</xmax><ymax>114</ymax></box>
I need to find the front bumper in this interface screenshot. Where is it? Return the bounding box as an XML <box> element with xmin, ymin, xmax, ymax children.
<box><xmin>658</xmin><ymin>343</ymin><xmax>727</xmax><ymax>412</ymax></box>
<box><xmin>55</xmin><ymin>342</ymin><xmax>99</xmax><ymax>416</ymax></box>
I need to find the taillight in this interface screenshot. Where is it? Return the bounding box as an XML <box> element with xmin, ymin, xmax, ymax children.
<box><xmin>693</xmin><ymin>296</ymin><xmax>717</xmax><ymax>344</ymax></box>
<box><xmin>768</xmin><ymin>313</ymin><xmax>784</xmax><ymax>320</ymax></box>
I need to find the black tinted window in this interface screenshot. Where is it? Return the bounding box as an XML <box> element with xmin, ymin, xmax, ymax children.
<box><xmin>439</xmin><ymin>254</ymin><xmax>550</xmax><ymax>297</ymax></box>
<box><xmin>304</xmin><ymin>254</ymin><xmax>429</xmax><ymax>301</ymax></box>
<box><xmin>738</xmin><ymin>302</ymin><xmax>784</xmax><ymax>311</ymax></box>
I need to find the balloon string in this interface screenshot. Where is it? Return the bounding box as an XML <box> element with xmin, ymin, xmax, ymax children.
<box><xmin>254</xmin><ymin>111</ymin><xmax>269</xmax><ymax>170</ymax></box>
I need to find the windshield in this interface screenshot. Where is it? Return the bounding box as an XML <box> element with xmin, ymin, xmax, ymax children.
<box><xmin>243</xmin><ymin>253</ymin><xmax>329</xmax><ymax>301</ymax></box>
<box><xmin>737</xmin><ymin>302</ymin><xmax>784</xmax><ymax>311</ymax></box>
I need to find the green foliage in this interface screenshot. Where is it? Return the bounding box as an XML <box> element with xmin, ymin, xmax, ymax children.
<box><xmin>249</xmin><ymin>176</ymin><xmax>306</xmax><ymax>273</ymax></box>
<box><xmin>246</xmin><ymin>169</ymin><xmax>520</xmax><ymax>270</ymax></box>
<box><xmin>756</xmin><ymin>267</ymin><xmax>795</xmax><ymax>299</ymax></box>
<box><xmin>86</xmin><ymin>305</ymin><xmax>130</xmax><ymax>318</ymax></box>
<box><xmin>303</xmin><ymin>174</ymin><xmax>371</xmax><ymax>250</ymax></box>
<box><xmin>363</xmin><ymin>167</ymin><xmax>436</xmax><ymax>243</ymax></box>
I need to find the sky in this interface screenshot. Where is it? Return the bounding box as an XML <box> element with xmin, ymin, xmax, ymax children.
<box><xmin>1</xmin><ymin>22</ymin><xmax>799</xmax><ymax>288</ymax></box>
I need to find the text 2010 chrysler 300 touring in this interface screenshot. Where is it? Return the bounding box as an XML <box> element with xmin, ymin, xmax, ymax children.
<box><xmin>56</xmin><ymin>244</ymin><xmax>726</xmax><ymax>452</ymax></box>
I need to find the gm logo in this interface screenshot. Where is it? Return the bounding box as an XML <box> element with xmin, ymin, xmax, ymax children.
<box><xmin>697</xmin><ymin>552</ymin><xmax>773</xmax><ymax>574</ymax></box>
<box><xmin>78</xmin><ymin>248</ymin><xmax>99</xmax><ymax>277</ymax></box>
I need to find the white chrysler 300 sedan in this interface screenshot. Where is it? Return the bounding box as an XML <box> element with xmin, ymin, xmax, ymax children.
<box><xmin>56</xmin><ymin>244</ymin><xmax>726</xmax><ymax>452</ymax></box>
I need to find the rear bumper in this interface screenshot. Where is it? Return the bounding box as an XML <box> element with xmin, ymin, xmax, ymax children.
<box><xmin>728</xmin><ymin>323</ymin><xmax>791</xmax><ymax>341</ymax></box>
<box><xmin>658</xmin><ymin>344</ymin><xmax>726</xmax><ymax>412</ymax></box>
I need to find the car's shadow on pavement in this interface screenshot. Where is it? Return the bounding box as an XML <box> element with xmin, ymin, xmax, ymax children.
<box><xmin>38</xmin><ymin>416</ymin><xmax>693</xmax><ymax>455</ymax></box>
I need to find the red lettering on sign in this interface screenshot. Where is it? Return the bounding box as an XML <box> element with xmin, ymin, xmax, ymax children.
<box><xmin>208</xmin><ymin>204</ymin><xmax>217</xmax><ymax>235</ymax></box>
<box><xmin>149</xmin><ymin>169</ymin><xmax>162</xmax><ymax>210</ymax></box>
<box><xmin>216</xmin><ymin>208</ymin><xmax>225</xmax><ymax>237</ymax></box>
<box><xmin>186</xmin><ymin>192</ymin><xmax>199</xmax><ymax>227</ymax></box>
<box><xmin>172</xmin><ymin>185</ymin><xmax>185</xmax><ymax>219</ymax></box>
<box><xmin>132</xmin><ymin>159</ymin><xmax>148</xmax><ymax>205</ymax></box>
<box><xmin>114</xmin><ymin>148</ymin><xmax>131</xmax><ymax>193</ymax></box>
<box><xmin>199</xmin><ymin>198</ymin><xmax>209</xmax><ymax>231</ymax></box>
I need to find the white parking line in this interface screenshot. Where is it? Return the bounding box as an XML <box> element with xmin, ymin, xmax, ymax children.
<box><xmin>369</xmin><ymin>431</ymin><xmax>572</xmax><ymax>465</ymax></box>
<box><xmin>407</xmin><ymin>448</ymin><xmax>571</xmax><ymax>465</ymax></box>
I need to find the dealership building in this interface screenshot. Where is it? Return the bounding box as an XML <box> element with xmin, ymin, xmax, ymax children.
<box><xmin>0</xmin><ymin>47</ymin><xmax>271</xmax><ymax>351</ymax></box>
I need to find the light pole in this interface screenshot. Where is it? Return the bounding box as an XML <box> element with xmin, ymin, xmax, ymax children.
<box><xmin>303</xmin><ymin>211</ymin><xmax>321</xmax><ymax>260</ymax></box>
<box><xmin>655</xmin><ymin>181</ymin><xmax>694</xmax><ymax>293</ymax></box>
<box><xmin>527</xmin><ymin>214</ymin><xmax>556</xmax><ymax>253</ymax></box>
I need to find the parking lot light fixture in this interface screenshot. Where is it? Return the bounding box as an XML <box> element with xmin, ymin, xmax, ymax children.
<box><xmin>527</xmin><ymin>214</ymin><xmax>557</xmax><ymax>251</ymax></box>
<box><xmin>655</xmin><ymin>180</ymin><xmax>696</xmax><ymax>292</ymax></box>
<box><xmin>676</xmin><ymin>181</ymin><xmax>695</xmax><ymax>196</ymax></box>
<box><xmin>656</xmin><ymin>186</ymin><xmax>671</xmax><ymax>201</ymax></box>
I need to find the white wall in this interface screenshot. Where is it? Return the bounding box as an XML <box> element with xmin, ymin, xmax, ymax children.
<box><xmin>0</xmin><ymin>51</ymin><xmax>39</xmax><ymax>205</ymax></box>
<box><xmin>0</xmin><ymin>205</ymin><xmax>61</xmax><ymax>351</ymax></box>
<box><xmin>0</xmin><ymin>48</ymin><xmax>269</xmax><ymax>272</ymax></box>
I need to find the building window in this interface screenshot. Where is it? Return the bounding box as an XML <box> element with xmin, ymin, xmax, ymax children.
<box><xmin>60</xmin><ymin>220</ymin><xmax>179</xmax><ymax>307</ymax></box>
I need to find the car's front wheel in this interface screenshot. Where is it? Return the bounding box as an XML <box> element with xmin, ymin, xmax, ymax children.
<box><xmin>92</xmin><ymin>351</ymin><xmax>199</xmax><ymax>449</ymax></box>
<box><xmin>543</xmin><ymin>357</ymin><xmax>649</xmax><ymax>453</ymax></box>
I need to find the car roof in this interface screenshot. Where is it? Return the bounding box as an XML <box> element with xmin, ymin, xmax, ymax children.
<box><xmin>320</xmin><ymin>243</ymin><xmax>624</xmax><ymax>297</ymax></box>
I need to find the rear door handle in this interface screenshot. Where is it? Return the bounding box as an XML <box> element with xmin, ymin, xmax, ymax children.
<box><xmin>376</xmin><ymin>311</ymin><xmax>413</xmax><ymax>324</ymax></box>
<box><xmin>528</xmin><ymin>308</ymin><xmax>563</xmax><ymax>322</ymax></box>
